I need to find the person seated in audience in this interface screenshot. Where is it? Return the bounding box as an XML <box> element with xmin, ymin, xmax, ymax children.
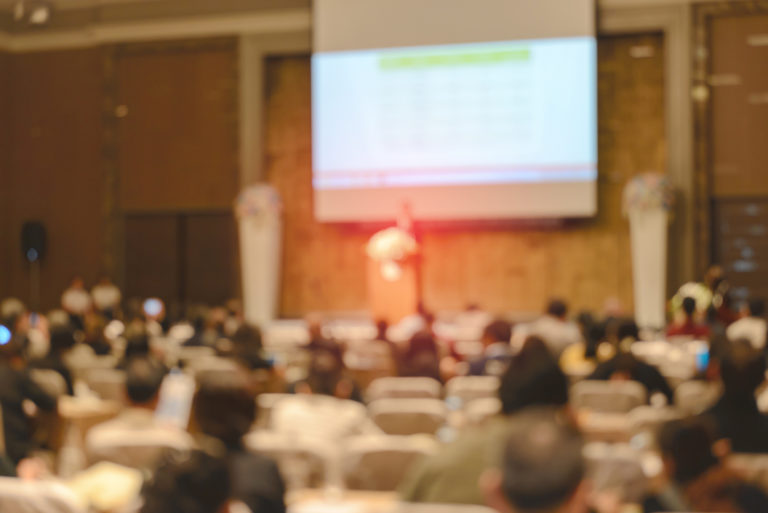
<box><xmin>227</xmin><ymin>323</ymin><xmax>273</xmax><ymax>371</ymax></box>
<box><xmin>642</xmin><ymin>417</ymin><xmax>768</xmax><ymax>513</ymax></box>
<box><xmin>667</xmin><ymin>296</ymin><xmax>710</xmax><ymax>338</ymax></box>
<box><xmin>140</xmin><ymin>449</ymin><xmax>231</xmax><ymax>513</ymax></box>
<box><xmin>91</xmin><ymin>275</ymin><xmax>122</xmax><ymax>320</ymax></box>
<box><xmin>116</xmin><ymin>328</ymin><xmax>154</xmax><ymax>370</ymax></box>
<box><xmin>702</xmin><ymin>340</ymin><xmax>768</xmax><ymax>453</ymax></box>
<box><xmin>398</xmin><ymin>330</ymin><xmax>443</xmax><ymax>382</ymax></box>
<box><xmin>86</xmin><ymin>357</ymin><xmax>193</xmax><ymax>468</ymax></box>
<box><xmin>0</xmin><ymin>337</ymin><xmax>57</xmax><ymax>464</ymax></box>
<box><xmin>560</xmin><ymin>314</ymin><xmax>608</xmax><ymax>375</ymax></box>
<box><xmin>28</xmin><ymin>324</ymin><xmax>76</xmax><ymax>395</ymax></box>
<box><xmin>83</xmin><ymin>311</ymin><xmax>112</xmax><ymax>356</ymax></box>
<box><xmin>182</xmin><ymin>305</ymin><xmax>217</xmax><ymax>347</ymax></box>
<box><xmin>399</xmin><ymin>336</ymin><xmax>569</xmax><ymax>505</ymax></box>
<box><xmin>289</xmin><ymin>341</ymin><xmax>363</xmax><ymax>402</ymax></box>
<box><xmin>61</xmin><ymin>275</ymin><xmax>93</xmax><ymax>330</ymax></box>
<box><xmin>528</xmin><ymin>298</ymin><xmax>581</xmax><ymax>358</ymax></box>
<box><xmin>727</xmin><ymin>298</ymin><xmax>767</xmax><ymax>352</ymax></box>
<box><xmin>467</xmin><ymin>319</ymin><xmax>513</xmax><ymax>376</ymax></box>
<box><xmin>195</xmin><ymin>374</ymin><xmax>286</xmax><ymax>513</ymax></box>
<box><xmin>588</xmin><ymin>319</ymin><xmax>675</xmax><ymax>404</ymax></box>
<box><xmin>481</xmin><ymin>408</ymin><xmax>587</xmax><ymax>513</ymax></box>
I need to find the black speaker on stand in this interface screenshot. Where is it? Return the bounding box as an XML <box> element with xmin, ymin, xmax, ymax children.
<box><xmin>21</xmin><ymin>221</ymin><xmax>46</xmax><ymax>312</ymax></box>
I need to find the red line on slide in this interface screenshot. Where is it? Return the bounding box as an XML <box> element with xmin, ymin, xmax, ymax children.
<box><xmin>318</xmin><ymin>163</ymin><xmax>596</xmax><ymax>179</ymax></box>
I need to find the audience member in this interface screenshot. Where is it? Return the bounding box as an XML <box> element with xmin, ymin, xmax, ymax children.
<box><xmin>86</xmin><ymin>357</ymin><xmax>193</xmax><ymax>468</ymax></box>
<box><xmin>61</xmin><ymin>275</ymin><xmax>92</xmax><ymax>329</ymax></box>
<box><xmin>467</xmin><ymin>319</ymin><xmax>513</xmax><ymax>376</ymax></box>
<box><xmin>727</xmin><ymin>298</ymin><xmax>767</xmax><ymax>351</ymax></box>
<box><xmin>83</xmin><ymin>311</ymin><xmax>112</xmax><ymax>356</ymax></box>
<box><xmin>399</xmin><ymin>336</ymin><xmax>569</xmax><ymax>505</ymax></box>
<box><xmin>528</xmin><ymin>298</ymin><xmax>581</xmax><ymax>358</ymax></box>
<box><xmin>667</xmin><ymin>296</ymin><xmax>710</xmax><ymax>338</ymax></box>
<box><xmin>289</xmin><ymin>342</ymin><xmax>362</xmax><ymax>402</ymax></box>
<box><xmin>702</xmin><ymin>340</ymin><xmax>768</xmax><ymax>453</ymax></box>
<box><xmin>481</xmin><ymin>409</ymin><xmax>586</xmax><ymax>513</ymax></box>
<box><xmin>140</xmin><ymin>449</ymin><xmax>230</xmax><ymax>513</ymax></box>
<box><xmin>117</xmin><ymin>329</ymin><xmax>153</xmax><ymax>370</ymax></box>
<box><xmin>91</xmin><ymin>276</ymin><xmax>122</xmax><ymax>320</ymax></box>
<box><xmin>228</xmin><ymin>324</ymin><xmax>272</xmax><ymax>371</ymax></box>
<box><xmin>398</xmin><ymin>330</ymin><xmax>442</xmax><ymax>382</ymax></box>
<box><xmin>0</xmin><ymin>337</ymin><xmax>56</xmax><ymax>464</ymax></box>
<box><xmin>29</xmin><ymin>324</ymin><xmax>76</xmax><ymax>395</ymax></box>
<box><xmin>195</xmin><ymin>374</ymin><xmax>286</xmax><ymax>513</ymax></box>
<box><xmin>588</xmin><ymin>319</ymin><xmax>674</xmax><ymax>404</ymax></box>
<box><xmin>643</xmin><ymin>418</ymin><xmax>768</xmax><ymax>513</ymax></box>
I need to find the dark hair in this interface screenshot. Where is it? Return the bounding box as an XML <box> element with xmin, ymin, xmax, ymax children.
<box><xmin>125</xmin><ymin>357</ymin><xmax>166</xmax><ymax>404</ymax></box>
<box><xmin>405</xmin><ymin>331</ymin><xmax>438</xmax><ymax>360</ymax></box>
<box><xmin>748</xmin><ymin>298</ymin><xmax>765</xmax><ymax>317</ymax></box>
<box><xmin>140</xmin><ymin>449</ymin><xmax>230</xmax><ymax>513</ymax></box>
<box><xmin>501</xmin><ymin>409</ymin><xmax>584</xmax><ymax>511</ymax></box>
<box><xmin>658</xmin><ymin>418</ymin><xmax>719</xmax><ymax>484</ymax></box>
<box><xmin>498</xmin><ymin>337</ymin><xmax>568</xmax><ymax>415</ymax></box>
<box><xmin>616</xmin><ymin>319</ymin><xmax>639</xmax><ymax>343</ymax></box>
<box><xmin>546</xmin><ymin>299</ymin><xmax>568</xmax><ymax>318</ymax></box>
<box><xmin>584</xmin><ymin>323</ymin><xmax>605</xmax><ymax>359</ymax></box>
<box><xmin>231</xmin><ymin>324</ymin><xmax>262</xmax><ymax>350</ymax></box>
<box><xmin>483</xmin><ymin>320</ymin><xmax>513</xmax><ymax>344</ymax></box>
<box><xmin>195</xmin><ymin>374</ymin><xmax>256</xmax><ymax>448</ymax></box>
<box><xmin>720</xmin><ymin>340</ymin><xmax>766</xmax><ymax>399</ymax></box>
<box><xmin>124</xmin><ymin>331</ymin><xmax>151</xmax><ymax>360</ymax></box>
<box><xmin>682</xmin><ymin>297</ymin><xmax>697</xmax><ymax>317</ymax></box>
<box><xmin>49</xmin><ymin>325</ymin><xmax>76</xmax><ymax>355</ymax></box>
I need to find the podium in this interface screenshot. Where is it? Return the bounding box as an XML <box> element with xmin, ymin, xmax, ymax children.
<box><xmin>367</xmin><ymin>256</ymin><xmax>420</xmax><ymax>325</ymax></box>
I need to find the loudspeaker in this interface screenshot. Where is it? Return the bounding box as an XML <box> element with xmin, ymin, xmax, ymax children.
<box><xmin>21</xmin><ymin>221</ymin><xmax>47</xmax><ymax>263</ymax></box>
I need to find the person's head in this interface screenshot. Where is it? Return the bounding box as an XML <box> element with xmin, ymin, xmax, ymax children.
<box><xmin>375</xmin><ymin>319</ymin><xmax>389</xmax><ymax>341</ymax></box>
<box><xmin>406</xmin><ymin>330</ymin><xmax>438</xmax><ymax>359</ymax></box>
<box><xmin>140</xmin><ymin>449</ymin><xmax>230</xmax><ymax>513</ymax></box>
<box><xmin>498</xmin><ymin>337</ymin><xmax>568</xmax><ymax>415</ymax></box>
<box><xmin>682</xmin><ymin>296</ymin><xmax>697</xmax><ymax>318</ymax></box>
<box><xmin>231</xmin><ymin>323</ymin><xmax>262</xmax><ymax>350</ymax></box>
<box><xmin>483</xmin><ymin>409</ymin><xmax>585</xmax><ymax>513</ymax></box>
<box><xmin>584</xmin><ymin>323</ymin><xmax>605</xmax><ymax>359</ymax></box>
<box><xmin>125</xmin><ymin>357</ymin><xmax>166</xmax><ymax>407</ymax></box>
<box><xmin>546</xmin><ymin>299</ymin><xmax>568</xmax><ymax>320</ymax></box>
<box><xmin>123</xmin><ymin>329</ymin><xmax>151</xmax><ymax>360</ymax></box>
<box><xmin>616</xmin><ymin>319</ymin><xmax>639</xmax><ymax>345</ymax></box>
<box><xmin>747</xmin><ymin>298</ymin><xmax>765</xmax><ymax>318</ymax></box>
<box><xmin>720</xmin><ymin>340</ymin><xmax>766</xmax><ymax>400</ymax></box>
<box><xmin>48</xmin><ymin>325</ymin><xmax>76</xmax><ymax>356</ymax></box>
<box><xmin>482</xmin><ymin>320</ymin><xmax>513</xmax><ymax>347</ymax></box>
<box><xmin>195</xmin><ymin>373</ymin><xmax>256</xmax><ymax>449</ymax></box>
<box><xmin>70</xmin><ymin>276</ymin><xmax>85</xmax><ymax>289</ymax></box>
<box><xmin>658</xmin><ymin>417</ymin><xmax>719</xmax><ymax>485</ymax></box>
<box><xmin>608</xmin><ymin>352</ymin><xmax>639</xmax><ymax>382</ymax></box>
<box><xmin>0</xmin><ymin>337</ymin><xmax>25</xmax><ymax>367</ymax></box>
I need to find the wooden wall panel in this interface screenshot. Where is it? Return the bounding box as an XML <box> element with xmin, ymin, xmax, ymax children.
<box><xmin>267</xmin><ymin>33</ymin><xmax>666</xmax><ymax>316</ymax></box>
<box><xmin>5</xmin><ymin>49</ymin><xmax>105</xmax><ymax>310</ymax></box>
<box><xmin>0</xmin><ymin>52</ymin><xmax>10</xmax><ymax>300</ymax></box>
<box><xmin>115</xmin><ymin>40</ymin><xmax>238</xmax><ymax>211</ymax></box>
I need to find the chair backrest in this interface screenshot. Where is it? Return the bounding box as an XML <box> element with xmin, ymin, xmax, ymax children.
<box><xmin>445</xmin><ymin>376</ymin><xmax>500</xmax><ymax>404</ymax></box>
<box><xmin>368</xmin><ymin>398</ymin><xmax>446</xmax><ymax>436</ymax></box>
<box><xmin>463</xmin><ymin>397</ymin><xmax>502</xmax><ymax>425</ymax></box>
<box><xmin>87</xmin><ymin>436</ymin><xmax>191</xmax><ymax>473</ymax></box>
<box><xmin>255</xmin><ymin>393</ymin><xmax>294</xmax><ymax>429</ymax></box>
<box><xmin>394</xmin><ymin>505</ymin><xmax>496</xmax><ymax>513</ymax></box>
<box><xmin>185</xmin><ymin>356</ymin><xmax>241</xmax><ymax>382</ymax></box>
<box><xmin>674</xmin><ymin>380</ymin><xmax>721</xmax><ymax>415</ymax></box>
<box><xmin>29</xmin><ymin>369</ymin><xmax>68</xmax><ymax>397</ymax></box>
<box><xmin>244</xmin><ymin>430</ymin><xmax>331</xmax><ymax>490</ymax></box>
<box><xmin>84</xmin><ymin>368</ymin><xmax>126</xmax><ymax>403</ymax></box>
<box><xmin>727</xmin><ymin>453</ymin><xmax>768</xmax><ymax>491</ymax></box>
<box><xmin>583</xmin><ymin>442</ymin><xmax>649</xmax><ymax>503</ymax></box>
<box><xmin>627</xmin><ymin>406</ymin><xmax>684</xmax><ymax>442</ymax></box>
<box><xmin>571</xmin><ymin>380</ymin><xmax>647</xmax><ymax>413</ymax></box>
<box><xmin>0</xmin><ymin>477</ymin><xmax>84</xmax><ymax>513</ymax></box>
<box><xmin>343</xmin><ymin>435</ymin><xmax>439</xmax><ymax>491</ymax></box>
<box><xmin>176</xmin><ymin>346</ymin><xmax>216</xmax><ymax>364</ymax></box>
<box><xmin>367</xmin><ymin>377</ymin><xmax>442</xmax><ymax>401</ymax></box>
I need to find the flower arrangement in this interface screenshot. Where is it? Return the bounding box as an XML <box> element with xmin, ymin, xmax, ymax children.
<box><xmin>366</xmin><ymin>227</ymin><xmax>418</xmax><ymax>262</ymax></box>
<box><xmin>622</xmin><ymin>173</ymin><xmax>675</xmax><ymax>215</ymax></box>
<box><xmin>234</xmin><ymin>185</ymin><xmax>282</xmax><ymax>220</ymax></box>
<box><xmin>669</xmin><ymin>281</ymin><xmax>713</xmax><ymax>316</ymax></box>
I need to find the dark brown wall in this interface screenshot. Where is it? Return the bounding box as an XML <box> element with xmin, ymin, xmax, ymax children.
<box><xmin>0</xmin><ymin>52</ymin><xmax>10</xmax><ymax>300</ymax></box>
<box><xmin>4</xmin><ymin>49</ymin><xmax>105</xmax><ymax>310</ymax></box>
<box><xmin>266</xmin><ymin>34</ymin><xmax>667</xmax><ymax>316</ymax></box>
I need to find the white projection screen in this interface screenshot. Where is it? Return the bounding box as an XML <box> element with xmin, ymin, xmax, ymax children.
<box><xmin>312</xmin><ymin>0</ymin><xmax>597</xmax><ymax>222</ymax></box>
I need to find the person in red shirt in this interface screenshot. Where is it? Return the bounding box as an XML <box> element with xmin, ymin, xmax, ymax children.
<box><xmin>667</xmin><ymin>297</ymin><xmax>710</xmax><ymax>338</ymax></box>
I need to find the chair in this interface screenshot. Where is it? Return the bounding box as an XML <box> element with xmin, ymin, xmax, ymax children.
<box><xmin>463</xmin><ymin>397</ymin><xmax>502</xmax><ymax>425</ymax></box>
<box><xmin>176</xmin><ymin>346</ymin><xmax>216</xmax><ymax>365</ymax></box>
<box><xmin>255</xmin><ymin>393</ymin><xmax>294</xmax><ymax>429</ymax></box>
<box><xmin>86</xmin><ymin>433</ymin><xmax>192</xmax><ymax>473</ymax></box>
<box><xmin>674</xmin><ymin>380</ymin><xmax>721</xmax><ymax>415</ymax></box>
<box><xmin>343</xmin><ymin>434</ymin><xmax>438</xmax><ymax>491</ymax></box>
<box><xmin>29</xmin><ymin>369</ymin><xmax>69</xmax><ymax>397</ymax></box>
<box><xmin>185</xmin><ymin>356</ymin><xmax>241</xmax><ymax>381</ymax></box>
<box><xmin>244</xmin><ymin>430</ymin><xmax>332</xmax><ymax>490</ymax></box>
<box><xmin>0</xmin><ymin>477</ymin><xmax>84</xmax><ymax>513</ymax></box>
<box><xmin>571</xmin><ymin>380</ymin><xmax>647</xmax><ymax>413</ymax></box>
<box><xmin>368</xmin><ymin>398</ymin><xmax>446</xmax><ymax>436</ymax></box>
<box><xmin>83</xmin><ymin>369</ymin><xmax>126</xmax><ymax>403</ymax></box>
<box><xmin>627</xmin><ymin>406</ymin><xmax>684</xmax><ymax>445</ymax></box>
<box><xmin>727</xmin><ymin>454</ymin><xmax>768</xmax><ymax>491</ymax></box>
<box><xmin>445</xmin><ymin>376</ymin><xmax>499</xmax><ymax>404</ymax></box>
<box><xmin>394</xmin><ymin>505</ymin><xmax>496</xmax><ymax>513</ymax></box>
<box><xmin>366</xmin><ymin>377</ymin><xmax>442</xmax><ymax>401</ymax></box>
<box><xmin>583</xmin><ymin>442</ymin><xmax>650</xmax><ymax>504</ymax></box>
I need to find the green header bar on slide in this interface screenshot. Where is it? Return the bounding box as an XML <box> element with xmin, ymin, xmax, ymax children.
<box><xmin>379</xmin><ymin>48</ymin><xmax>530</xmax><ymax>70</ymax></box>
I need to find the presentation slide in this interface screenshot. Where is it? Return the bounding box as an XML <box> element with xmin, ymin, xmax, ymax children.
<box><xmin>313</xmin><ymin>0</ymin><xmax>597</xmax><ymax>222</ymax></box>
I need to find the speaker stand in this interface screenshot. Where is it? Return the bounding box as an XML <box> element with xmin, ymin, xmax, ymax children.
<box><xmin>29</xmin><ymin>260</ymin><xmax>41</xmax><ymax>313</ymax></box>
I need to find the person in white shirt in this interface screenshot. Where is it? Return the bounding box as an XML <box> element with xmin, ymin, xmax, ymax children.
<box><xmin>528</xmin><ymin>299</ymin><xmax>582</xmax><ymax>358</ymax></box>
<box><xmin>86</xmin><ymin>357</ymin><xmax>193</xmax><ymax>471</ymax></box>
<box><xmin>727</xmin><ymin>298</ymin><xmax>767</xmax><ymax>351</ymax></box>
<box><xmin>91</xmin><ymin>276</ymin><xmax>122</xmax><ymax>319</ymax></box>
<box><xmin>61</xmin><ymin>276</ymin><xmax>92</xmax><ymax>329</ymax></box>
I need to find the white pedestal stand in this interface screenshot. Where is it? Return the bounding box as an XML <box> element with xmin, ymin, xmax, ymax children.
<box><xmin>629</xmin><ymin>208</ymin><xmax>668</xmax><ymax>331</ymax></box>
